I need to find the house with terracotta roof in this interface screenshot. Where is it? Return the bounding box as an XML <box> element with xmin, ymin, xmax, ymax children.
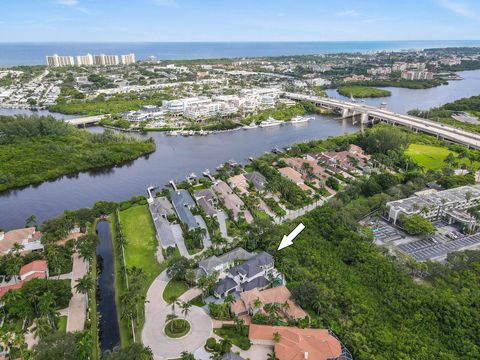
<box><xmin>249</xmin><ymin>325</ymin><xmax>350</xmax><ymax>360</ymax></box>
<box><xmin>0</xmin><ymin>227</ymin><xmax>43</xmax><ymax>256</ymax></box>
<box><xmin>231</xmin><ymin>286</ymin><xmax>308</xmax><ymax>320</ymax></box>
<box><xmin>278</xmin><ymin>167</ymin><xmax>312</xmax><ymax>192</ymax></box>
<box><xmin>318</xmin><ymin>144</ymin><xmax>371</xmax><ymax>173</ymax></box>
<box><xmin>0</xmin><ymin>260</ymin><xmax>49</xmax><ymax>300</ymax></box>
<box><xmin>228</xmin><ymin>174</ymin><xmax>250</xmax><ymax>194</ymax></box>
<box><xmin>213</xmin><ymin>180</ymin><xmax>254</xmax><ymax>223</ymax></box>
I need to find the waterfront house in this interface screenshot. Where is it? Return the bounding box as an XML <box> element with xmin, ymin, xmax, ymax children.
<box><xmin>170</xmin><ymin>189</ymin><xmax>200</xmax><ymax>230</ymax></box>
<box><xmin>244</xmin><ymin>171</ymin><xmax>267</xmax><ymax>192</ymax></box>
<box><xmin>148</xmin><ymin>196</ymin><xmax>177</xmax><ymax>249</ymax></box>
<box><xmin>194</xmin><ymin>188</ymin><xmax>218</xmax><ymax>217</ymax></box>
<box><xmin>213</xmin><ymin>181</ymin><xmax>254</xmax><ymax>223</ymax></box>
<box><xmin>228</xmin><ymin>174</ymin><xmax>250</xmax><ymax>194</ymax></box>
<box><xmin>198</xmin><ymin>247</ymin><xmax>255</xmax><ymax>277</ymax></box>
<box><xmin>0</xmin><ymin>227</ymin><xmax>43</xmax><ymax>256</ymax></box>
<box><xmin>214</xmin><ymin>251</ymin><xmax>277</xmax><ymax>298</ymax></box>
<box><xmin>278</xmin><ymin>167</ymin><xmax>312</xmax><ymax>192</ymax></box>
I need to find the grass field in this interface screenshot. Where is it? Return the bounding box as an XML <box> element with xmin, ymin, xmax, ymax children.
<box><xmin>57</xmin><ymin>316</ymin><xmax>67</xmax><ymax>333</ymax></box>
<box><xmin>163</xmin><ymin>280</ymin><xmax>188</xmax><ymax>303</ymax></box>
<box><xmin>117</xmin><ymin>205</ymin><xmax>163</xmax><ymax>342</ymax></box>
<box><xmin>405</xmin><ymin>144</ymin><xmax>475</xmax><ymax>170</ymax></box>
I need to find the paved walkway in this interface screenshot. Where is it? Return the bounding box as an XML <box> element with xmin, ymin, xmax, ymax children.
<box><xmin>66</xmin><ymin>253</ymin><xmax>89</xmax><ymax>333</ymax></box>
<box><xmin>178</xmin><ymin>287</ymin><xmax>202</xmax><ymax>303</ymax></box>
<box><xmin>142</xmin><ymin>270</ymin><xmax>213</xmax><ymax>360</ymax></box>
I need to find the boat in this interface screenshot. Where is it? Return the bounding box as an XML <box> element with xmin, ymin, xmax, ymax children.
<box><xmin>168</xmin><ymin>130</ymin><xmax>179</xmax><ymax>136</ymax></box>
<box><xmin>350</xmin><ymin>94</ymin><xmax>356</xmax><ymax>102</ymax></box>
<box><xmin>243</xmin><ymin>121</ymin><xmax>258</xmax><ymax>130</ymax></box>
<box><xmin>290</xmin><ymin>115</ymin><xmax>310</xmax><ymax>124</ymax></box>
<box><xmin>259</xmin><ymin>117</ymin><xmax>283</xmax><ymax>128</ymax></box>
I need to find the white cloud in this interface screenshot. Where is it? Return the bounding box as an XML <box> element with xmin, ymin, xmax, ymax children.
<box><xmin>55</xmin><ymin>0</ymin><xmax>79</xmax><ymax>5</ymax></box>
<box><xmin>438</xmin><ymin>0</ymin><xmax>480</xmax><ymax>21</ymax></box>
<box><xmin>153</xmin><ymin>0</ymin><xmax>178</xmax><ymax>7</ymax></box>
<box><xmin>336</xmin><ymin>9</ymin><xmax>359</xmax><ymax>17</ymax></box>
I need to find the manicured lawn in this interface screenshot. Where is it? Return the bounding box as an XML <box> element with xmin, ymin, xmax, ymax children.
<box><xmin>57</xmin><ymin>315</ymin><xmax>67</xmax><ymax>333</ymax></box>
<box><xmin>405</xmin><ymin>144</ymin><xmax>476</xmax><ymax>170</ymax></box>
<box><xmin>119</xmin><ymin>205</ymin><xmax>161</xmax><ymax>279</ymax></box>
<box><xmin>188</xmin><ymin>294</ymin><xmax>205</xmax><ymax>307</ymax></box>
<box><xmin>163</xmin><ymin>280</ymin><xmax>188</xmax><ymax>303</ymax></box>
<box><xmin>164</xmin><ymin>319</ymin><xmax>190</xmax><ymax>338</ymax></box>
<box><xmin>118</xmin><ymin>205</ymin><xmax>163</xmax><ymax>342</ymax></box>
<box><xmin>214</xmin><ymin>325</ymin><xmax>251</xmax><ymax>350</ymax></box>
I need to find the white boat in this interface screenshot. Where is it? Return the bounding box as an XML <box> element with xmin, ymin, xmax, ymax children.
<box><xmin>168</xmin><ymin>130</ymin><xmax>179</xmax><ymax>136</ymax></box>
<box><xmin>290</xmin><ymin>115</ymin><xmax>310</xmax><ymax>124</ymax></box>
<box><xmin>259</xmin><ymin>117</ymin><xmax>283</xmax><ymax>128</ymax></box>
<box><xmin>243</xmin><ymin>121</ymin><xmax>258</xmax><ymax>130</ymax></box>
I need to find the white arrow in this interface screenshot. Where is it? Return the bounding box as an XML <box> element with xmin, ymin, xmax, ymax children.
<box><xmin>278</xmin><ymin>223</ymin><xmax>305</xmax><ymax>250</ymax></box>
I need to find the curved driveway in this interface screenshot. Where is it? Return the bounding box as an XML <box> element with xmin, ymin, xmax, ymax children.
<box><xmin>142</xmin><ymin>270</ymin><xmax>213</xmax><ymax>360</ymax></box>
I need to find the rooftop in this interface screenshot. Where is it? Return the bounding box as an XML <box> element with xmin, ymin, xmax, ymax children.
<box><xmin>170</xmin><ymin>189</ymin><xmax>199</xmax><ymax>230</ymax></box>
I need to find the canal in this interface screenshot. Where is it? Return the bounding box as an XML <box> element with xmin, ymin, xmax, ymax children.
<box><xmin>1</xmin><ymin>69</ymin><xmax>480</xmax><ymax>230</ymax></box>
<box><xmin>95</xmin><ymin>220</ymin><xmax>121</xmax><ymax>352</ymax></box>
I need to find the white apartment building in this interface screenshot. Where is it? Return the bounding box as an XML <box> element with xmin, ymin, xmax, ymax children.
<box><xmin>120</xmin><ymin>53</ymin><xmax>136</xmax><ymax>65</ymax></box>
<box><xmin>76</xmin><ymin>53</ymin><xmax>94</xmax><ymax>66</ymax></box>
<box><xmin>46</xmin><ymin>54</ymin><xmax>75</xmax><ymax>67</ymax></box>
<box><xmin>401</xmin><ymin>70</ymin><xmax>434</xmax><ymax>80</ymax></box>
<box><xmin>94</xmin><ymin>54</ymin><xmax>120</xmax><ymax>66</ymax></box>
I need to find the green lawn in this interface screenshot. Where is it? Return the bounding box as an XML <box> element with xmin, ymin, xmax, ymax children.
<box><xmin>163</xmin><ymin>280</ymin><xmax>188</xmax><ymax>303</ymax></box>
<box><xmin>114</xmin><ymin>205</ymin><xmax>163</xmax><ymax>346</ymax></box>
<box><xmin>214</xmin><ymin>325</ymin><xmax>251</xmax><ymax>350</ymax></box>
<box><xmin>405</xmin><ymin>144</ymin><xmax>476</xmax><ymax>170</ymax></box>
<box><xmin>57</xmin><ymin>316</ymin><xmax>67</xmax><ymax>333</ymax></box>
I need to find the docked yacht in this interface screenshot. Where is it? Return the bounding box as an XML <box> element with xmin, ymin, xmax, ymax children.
<box><xmin>259</xmin><ymin>117</ymin><xmax>283</xmax><ymax>128</ymax></box>
<box><xmin>290</xmin><ymin>115</ymin><xmax>311</xmax><ymax>124</ymax></box>
<box><xmin>243</xmin><ymin>121</ymin><xmax>258</xmax><ymax>130</ymax></box>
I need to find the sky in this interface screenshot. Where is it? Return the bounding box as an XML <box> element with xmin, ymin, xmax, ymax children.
<box><xmin>0</xmin><ymin>0</ymin><xmax>480</xmax><ymax>42</ymax></box>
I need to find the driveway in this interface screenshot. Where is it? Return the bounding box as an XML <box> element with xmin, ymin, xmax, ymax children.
<box><xmin>217</xmin><ymin>211</ymin><xmax>233</xmax><ymax>241</ymax></box>
<box><xmin>195</xmin><ymin>215</ymin><xmax>212</xmax><ymax>248</ymax></box>
<box><xmin>142</xmin><ymin>270</ymin><xmax>213</xmax><ymax>360</ymax></box>
<box><xmin>66</xmin><ymin>252</ymin><xmax>88</xmax><ymax>333</ymax></box>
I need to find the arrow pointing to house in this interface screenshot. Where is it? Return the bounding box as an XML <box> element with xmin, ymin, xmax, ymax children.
<box><xmin>278</xmin><ymin>223</ymin><xmax>305</xmax><ymax>250</ymax></box>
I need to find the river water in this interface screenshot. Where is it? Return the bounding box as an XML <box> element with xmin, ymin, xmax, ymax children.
<box><xmin>1</xmin><ymin>70</ymin><xmax>480</xmax><ymax>230</ymax></box>
<box><xmin>95</xmin><ymin>220</ymin><xmax>121</xmax><ymax>352</ymax></box>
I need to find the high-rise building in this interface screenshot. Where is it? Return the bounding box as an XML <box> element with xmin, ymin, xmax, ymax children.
<box><xmin>76</xmin><ymin>53</ymin><xmax>94</xmax><ymax>66</ymax></box>
<box><xmin>46</xmin><ymin>54</ymin><xmax>75</xmax><ymax>67</ymax></box>
<box><xmin>120</xmin><ymin>53</ymin><xmax>136</xmax><ymax>65</ymax></box>
<box><xmin>94</xmin><ymin>54</ymin><xmax>119</xmax><ymax>66</ymax></box>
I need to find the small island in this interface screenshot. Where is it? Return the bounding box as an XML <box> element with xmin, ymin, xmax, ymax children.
<box><xmin>0</xmin><ymin>115</ymin><xmax>156</xmax><ymax>192</ymax></box>
<box><xmin>337</xmin><ymin>86</ymin><xmax>392</xmax><ymax>98</ymax></box>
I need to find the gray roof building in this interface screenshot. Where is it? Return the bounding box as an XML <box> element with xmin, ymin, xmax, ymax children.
<box><xmin>198</xmin><ymin>247</ymin><xmax>254</xmax><ymax>276</ymax></box>
<box><xmin>214</xmin><ymin>277</ymin><xmax>238</xmax><ymax>296</ymax></box>
<box><xmin>170</xmin><ymin>189</ymin><xmax>199</xmax><ymax>230</ymax></box>
<box><xmin>148</xmin><ymin>196</ymin><xmax>177</xmax><ymax>249</ymax></box>
<box><xmin>228</xmin><ymin>251</ymin><xmax>274</xmax><ymax>278</ymax></box>
<box><xmin>244</xmin><ymin>171</ymin><xmax>266</xmax><ymax>192</ymax></box>
<box><xmin>194</xmin><ymin>188</ymin><xmax>218</xmax><ymax>217</ymax></box>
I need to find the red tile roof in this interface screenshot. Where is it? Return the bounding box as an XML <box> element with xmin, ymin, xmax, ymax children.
<box><xmin>249</xmin><ymin>324</ymin><xmax>342</xmax><ymax>360</ymax></box>
<box><xmin>19</xmin><ymin>260</ymin><xmax>48</xmax><ymax>276</ymax></box>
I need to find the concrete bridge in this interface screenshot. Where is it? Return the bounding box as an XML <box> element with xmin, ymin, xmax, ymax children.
<box><xmin>284</xmin><ymin>92</ymin><xmax>480</xmax><ymax>150</ymax></box>
<box><xmin>65</xmin><ymin>115</ymin><xmax>105</xmax><ymax>127</ymax></box>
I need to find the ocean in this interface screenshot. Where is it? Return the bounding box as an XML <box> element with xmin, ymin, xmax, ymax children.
<box><xmin>1</xmin><ymin>40</ymin><xmax>480</xmax><ymax>67</ymax></box>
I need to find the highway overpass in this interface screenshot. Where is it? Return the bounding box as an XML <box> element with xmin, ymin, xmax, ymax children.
<box><xmin>284</xmin><ymin>92</ymin><xmax>480</xmax><ymax>150</ymax></box>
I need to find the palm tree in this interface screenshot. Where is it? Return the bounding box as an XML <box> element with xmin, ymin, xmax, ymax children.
<box><xmin>253</xmin><ymin>297</ymin><xmax>263</xmax><ymax>313</ymax></box>
<box><xmin>6</xmin><ymin>255</ymin><xmax>22</xmax><ymax>283</ymax></box>
<box><xmin>224</xmin><ymin>293</ymin><xmax>236</xmax><ymax>310</ymax></box>
<box><xmin>281</xmin><ymin>300</ymin><xmax>290</xmax><ymax>316</ymax></box>
<box><xmin>180</xmin><ymin>301</ymin><xmax>192</xmax><ymax>321</ymax></box>
<box><xmin>267</xmin><ymin>352</ymin><xmax>279</xmax><ymax>360</ymax></box>
<box><xmin>219</xmin><ymin>337</ymin><xmax>232</xmax><ymax>354</ymax></box>
<box><xmin>75</xmin><ymin>274</ymin><xmax>94</xmax><ymax>307</ymax></box>
<box><xmin>313</xmin><ymin>299</ymin><xmax>322</xmax><ymax>315</ymax></box>
<box><xmin>180</xmin><ymin>352</ymin><xmax>195</xmax><ymax>360</ymax></box>
<box><xmin>32</xmin><ymin>316</ymin><xmax>52</xmax><ymax>339</ymax></box>
<box><xmin>273</xmin><ymin>331</ymin><xmax>281</xmax><ymax>343</ymax></box>
<box><xmin>166</xmin><ymin>313</ymin><xmax>178</xmax><ymax>332</ymax></box>
<box><xmin>38</xmin><ymin>291</ymin><xmax>58</xmax><ymax>327</ymax></box>
<box><xmin>11</xmin><ymin>242</ymin><xmax>24</xmax><ymax>255</ymax></box>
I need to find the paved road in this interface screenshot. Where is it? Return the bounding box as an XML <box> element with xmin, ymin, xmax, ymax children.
<box><xmin>66</xmin><ymin>253</ymin><xmax>89</xmax><ymax>333</ymax></box>
<box><xmin>142</xmin><ymin>270</ymin><xmax>213</xmax><ymax>360</ymax></box>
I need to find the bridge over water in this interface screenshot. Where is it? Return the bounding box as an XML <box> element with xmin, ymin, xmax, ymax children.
<box><xmin>65</xmin><ymin>115</ymin><xmax>105</xmax><ymax>127</ymax></box>
<box><xmin>284</xmin><ymin>92</ymin><xmax>480</xmax><ymax>150</ymax></box>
